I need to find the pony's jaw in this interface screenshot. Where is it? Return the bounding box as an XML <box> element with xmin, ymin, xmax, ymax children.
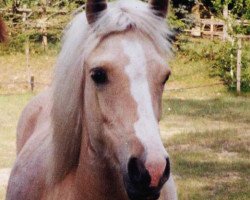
<box><xmin>84</xmin><ymin>30</ymin><xmax>171</xmax><ymax>198</ymax></box>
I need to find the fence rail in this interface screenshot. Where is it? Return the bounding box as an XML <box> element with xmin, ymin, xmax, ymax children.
<box><xmin>166</xmin><ymin>83</ymin><xmax>223</xmax><ymax>92</ymax></box>
<box><xmin>0</xmin><ymin>79</ymin><xmax>224</xmax><ymax>96</ymax></box>
<box><xmin>0</xmin><ymin>76</ymin><xmax>50</xmax><ymax>95</ymax></box>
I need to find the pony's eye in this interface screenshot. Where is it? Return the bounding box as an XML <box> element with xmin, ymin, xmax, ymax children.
<box><xmin>91</xmin><ymin>67</ymin><xmax>108</xmax><ymax>85</ymax></box>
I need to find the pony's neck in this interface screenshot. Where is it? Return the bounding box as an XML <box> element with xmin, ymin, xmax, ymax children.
<box><xmin>75</xmin><ymin>130</ymin><xmax>128</xmax><ymax>200</ymax></box>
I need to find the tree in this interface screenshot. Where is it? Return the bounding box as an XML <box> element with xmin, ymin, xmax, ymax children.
<box><xmin>172</xmin><ymin>0</ymin><xmax>250</xmax><ymax>19</ymax></box>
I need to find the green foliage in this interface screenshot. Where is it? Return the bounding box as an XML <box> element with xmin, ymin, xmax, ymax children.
<box><xmin>0</xmin><ymin>30</ymin><xmax>61</xmax><ymax>55</ymax></box>
<box><xmin>176</xmin><ymin>37</ymin><xmax>250</xmax><ymax>93</ymax></box>
<box><xmin>0</xmin><ymin>0</ymin><xmax>72</xmax><ymax>55</ymax></box>
<box><xmin>210</xmin><ymin>41</ymin><xmax>250</xmax><ymax>92</ymax></box>
<box><xmin>170</xmin><ymin>1</ymin><xmax>196</xmax><ymax>31</ymax></box>
<box><xmin>168</xmin><ymin>11</ymin><xmax>187</xmax><ymax>31</ymax></box>
<box><xmin>170</xmin><ymin>0</ymin><xmax>250</xmax><ymax>32</ymax></box>
<box><xmin>211</xmin><ymin>0</ymin><xmax>250</xmax><ymax>35</ymax></box>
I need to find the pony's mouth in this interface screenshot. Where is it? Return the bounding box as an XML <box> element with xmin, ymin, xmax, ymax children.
<box><xmin>124</xmin><ymin>176</ymin><xmax>162</xmax><ymax>200</ymax></box>
<box><xmin>123</xmin><ymin>157</ymin><xmax>169</xmax><ymax>200</ymax></box>
<box><xmin>126</xmin><ymin>186</ymin><xmax>161</xmax><ymax>200</ymax></box>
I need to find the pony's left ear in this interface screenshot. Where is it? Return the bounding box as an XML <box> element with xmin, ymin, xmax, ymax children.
<box><xmin>86</xmin><ymin>0</ymin><xmax>108</xmax><ymax>24</ymax></box>
<box><xmin>149</xmin><ymin>0</ymin><xmax>169</xmax><ymax>18</ymax></box>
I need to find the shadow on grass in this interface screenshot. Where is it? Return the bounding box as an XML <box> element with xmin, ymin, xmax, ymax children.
<box><xmin>164</xmin><ymin>130</ymin><xmax>250</xmax><ymax>199</ymax></box>
<box><xmin>172</xmin><ymin>154</ymin><xmax>250</xmax><ymax>178</ymax></box>
<box><xmin>162</xmin><ymin>97</ymin><xmax>250</xmax><ymax>123</ymax></box>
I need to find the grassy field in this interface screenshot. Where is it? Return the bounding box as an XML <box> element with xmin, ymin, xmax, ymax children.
<box><xmin>0</xmin><ymin>93</ymin><xmax>34</xmax><ymax>199</ymax></box>
<box><xmin>0</xmin><ymin>38</ymin><xmax>249</xmax><ymax>199</ymax></box>
<box><xmin>0</xmin><ymin>54</ymin><xmax>55</xmax><ymax>94</ymax></box>
<box><xmin>161</xmin><ymin>38</ymin><xmax>250</xmax><ymax>199</ymax></box>
<box><xmin>161</xmin><ymin>95</ymin><xmax>250</xmax><ymax>200</ymax></box>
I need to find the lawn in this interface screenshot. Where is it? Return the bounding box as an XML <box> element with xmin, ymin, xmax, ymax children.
<box><xmin>161</xmin><ymin>95</ymin><xmax>250</xmax><ymax>200</ymax></box>
<box><xmin>160</xmin><ymin>38</ymin><xmax>250</xmax><ymax>199</ymax></box>
<box><xmin>0</xmin><ymin>38</ymin><xmax>249</xmax><ymax>199</ymax></box>
<box><xmin>165</xmin><ymin>130</ymin><xmax>250</xmax><ymax>200</ymax></box>
<box><xmin>0</xmin><ymin>93</ymin><xmax>34</xmax><ymax>199</ymax></box>
<box><xmin>0</xmin><ymin>53</ymin><xmax>55</xmax><ymax>94</ymax></box>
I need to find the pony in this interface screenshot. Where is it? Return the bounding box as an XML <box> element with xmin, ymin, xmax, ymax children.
<box><xmin>6</xmin><ymin>0</ymin><xmax>178</xmax><ymax>199</ymax></box>
<box><xmin>0</xmin><ymin>16</ymin><xmax>7</xmax><ymax>42</ymax></box>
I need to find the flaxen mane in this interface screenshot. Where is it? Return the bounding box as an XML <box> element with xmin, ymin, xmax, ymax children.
<box><xmin>50</xmin><ymin>0</ymin><xmax>172</xmax><ymax>184</ymax></box>
<box><xmin>0</xmin><ymin>16</ymin><xmax>7</xmax><ymax>42</ymax></box>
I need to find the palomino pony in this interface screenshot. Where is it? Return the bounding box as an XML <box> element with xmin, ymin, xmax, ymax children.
<box><xmin>6</xmin><ymin>0</ymin><xmax>177</xmax><ymax>199</ymax></box>
<box><xmin>0</xmin><ymin>16</ymin><xmax>7</xmax><ymax>42</ymax></box>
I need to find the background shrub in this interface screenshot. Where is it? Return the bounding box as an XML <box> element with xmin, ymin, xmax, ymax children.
<box><xmin>210</xmin><ymin>41</ymin><xmax>250</xmax><ymax>92</ymax></box>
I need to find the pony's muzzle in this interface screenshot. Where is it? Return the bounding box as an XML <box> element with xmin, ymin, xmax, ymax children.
<box><xmin>125</xmin><ymin>156</ymin><xmax>170</xmax><ymax>200</ymax></box>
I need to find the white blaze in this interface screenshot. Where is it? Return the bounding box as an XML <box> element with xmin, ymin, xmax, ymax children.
<box><xmin>122</xmin><ymin>39</ymin><xmax>167</xmax><ymax>157</ymax></box>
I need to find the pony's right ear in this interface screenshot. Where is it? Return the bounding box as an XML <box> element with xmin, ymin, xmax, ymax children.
<box><xmin>149</xmin><ymin>0</ymin><xmax>169</xmax><ymax>18</ymax></box>
<box><xmin>86</xmin><ymin>0</ymin><xmax>108</xmax><ymax>24</ymax></box>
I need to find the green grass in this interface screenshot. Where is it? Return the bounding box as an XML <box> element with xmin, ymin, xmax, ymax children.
<box><xmin>0</xmin><ymin>93</ymin><xmax>35</xmax><ymax>200</ymax></box>
<box><xmin>0</xmin><ymin>93</ymin><xmax>35</xmax><ymax>168</ymax></box>
<box><xmin>0</xmin><ymin>53</ymin><xmax>55</xmax><ymax>94</ymax></box>
<box><xmin>165</xmin><ymin>130</ymin><xmax>250</xmax><ymax>200</ymax></box>
<box><xmin>162</xmin><ymin>96</ymin><xmax>250</xmax><ymax>123</ymax></box>
<box><xmin>168</xmin><ymin>37</ymin><xmax>250</xmax><ymax>97</ymax></box>
<box><xmin>167</xmin><ymin>38</ymin><xmax>227</xmax><ymax>99</ymax></box>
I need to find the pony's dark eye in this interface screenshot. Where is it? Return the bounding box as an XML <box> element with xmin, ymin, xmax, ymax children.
<box><xmin>91</xmin><ymin>67</ymin><xmax>108</xmax><ymax>85</ymax></box>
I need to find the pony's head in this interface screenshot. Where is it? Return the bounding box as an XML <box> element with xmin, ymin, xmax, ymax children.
<box><xmin>51</xmin><ymin>0</ymin><xmax>172</xmax><ymax>199</ymax></box>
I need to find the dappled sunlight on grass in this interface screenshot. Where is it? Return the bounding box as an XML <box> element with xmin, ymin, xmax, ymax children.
<box><xmin>0</xmin><ymin>93</ymin><xmax>35</xmax><ymax>199</ymax></box>
<box><xmin>162</xmin><ymin>97</ymin><xmax>250</xmax><ymax>123</ymax></box>
<box><xmin>0</xmin><ymin>54</ymin><xmax>54</xmax><ymax>94</ymax></box>
<box><xmin>164</xmin><ymin>130</ymin><xmax>250</xmax><ymax>199</ymax></box>
<box><xmin>0</xmin><ymin>126</ymin><xmax>16</xmax><ymax>169</ymax></box>
<box><xmin>0</xmin><ymin>93</ymin><xmax>35</xmax><ymax>168</ymax></box>
<box><xmin>0</xmin><ymin>186</ymin><xmax>6</xmax><ymax>200</ymax></box>
<box><xmin>160</xmin><ymin>96</ymin><xmax>250</xmax><ymax>140</ymax></box>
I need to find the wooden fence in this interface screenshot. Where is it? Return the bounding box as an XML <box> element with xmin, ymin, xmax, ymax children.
<box><xmin>186</xmin><ymin>15</ymin><xmax>249</xmax><ymax>93</ymax></box>
<box><xmin>1</xmin><ymin>4</ymin><xmax>249</xmax><ymax>94</ymax></box>
<box><xmin>186</xmin><ymin>18</ymin><xmax>250</xmax><ymax>40</ymax></box>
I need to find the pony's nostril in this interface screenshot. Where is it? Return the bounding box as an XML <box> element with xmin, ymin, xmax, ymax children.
<box><xmin>127</xmin><ymin>157</ymin><xmax>170</xmax><ymax>190</ymax></box>
<box><xmin>128</xmin><ymin>157</ymin><xmax>141</xmax><ymax>183</ymax></box>
<box><xmin>164</xmin><ymin>157</ymin><xmax>171</xmax><ymax>181</ymax></box>
<box><xmin>128</xmin><ymin>157</ymin><xmax>151</xmax><ymax>186</ymax></box>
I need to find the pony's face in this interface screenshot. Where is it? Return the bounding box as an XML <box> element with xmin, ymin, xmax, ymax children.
<box><xmin>84</xmin><ymin>30</ymin><xmax>171</xmax><ymax>200</ymax></box>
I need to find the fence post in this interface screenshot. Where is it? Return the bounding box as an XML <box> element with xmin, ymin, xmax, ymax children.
<box><xmin>237</xmin><ymin>37</ymin><xmax>242</xmax><ymax>93</ymax></box>
<box><xmin>42</xmin><ymin>25</ymin><xmax>48</xmax><ymax>51</ymax></box>
<box><xmin>211</xmin><ymin>16</ymin><xmax>214</xmax><ymax>40</ymax></box>
<box><xmin>41</xmin><ymin>5</ymin><xmax>48</xmax><ymax>52</ymax></box>
<box><xmin>22</xmin><ymin>4</ymin><xmax>27</xmax><ymax>24</ymax></box>
<box><xmin>30</xmin><ymin>76</ymin><xmax>35</xmax><ymax>92</ymax></box>
<box><xmin>22</xmin><ymin>4</ymin><xmax>32</xmax><ymax>85</ymax></box>
<box><xmin>223</xmin><ymin>3</ymin><xmax>228</xmax><ymax>41</ymax></box>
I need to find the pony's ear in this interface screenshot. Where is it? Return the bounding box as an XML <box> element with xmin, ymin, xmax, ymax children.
<box><xmin>0</xmin><ymin>16</ymin><xmax>7</xmax><ymax>42</ymax></box>
<box><xmin>149</xmin><ymin>0</ymin><xmax>169</xmax><ymax>18</ymax></box>
<box><xmin>86</xmin><ymin>0</ymin><xmax>108</xmax><ymax>24</ymax></box>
